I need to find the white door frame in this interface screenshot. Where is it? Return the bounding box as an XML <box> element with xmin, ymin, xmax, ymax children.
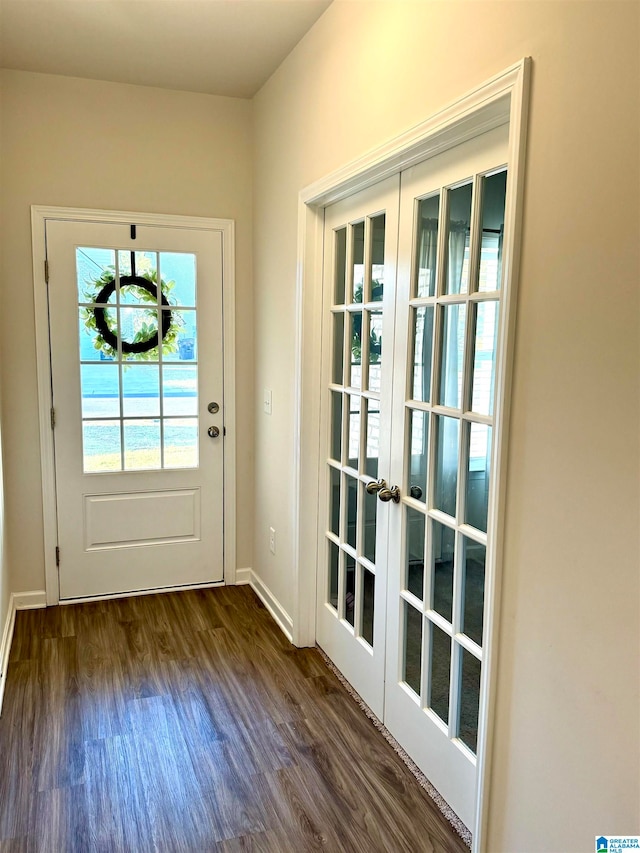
<box><xmin>292</xmin><ymin>59</ymin><xmax>531</xmax><ymax>851</ymax></box>
<box><xmin>31</xmin><ymin>207</ymin><xmax>237</xmax><ymax>606</ymax></box>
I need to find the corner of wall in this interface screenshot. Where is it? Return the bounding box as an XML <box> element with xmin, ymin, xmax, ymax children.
<box><xmin>0</xmin><ymin>330</ymin><xmax>11</xmax><ymax>714</ymax></box>
<box><xmin>0</xmin><ymin>593</ymin><xmax>16</xmax><ymax>714</ymax></box>
<box><xmin>235</xmin><ymin>567</ymin><xmax>293</xmax><ymax>643</ymax></box>
<box><xmin>0</xmin><ymin>591</ymin><xmax>46</xmax><ymax>715</ymax></box>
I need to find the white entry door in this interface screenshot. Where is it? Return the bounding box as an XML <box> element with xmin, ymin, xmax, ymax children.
<box><xmin>318</xmin><ymin>124</ymin><xmax>509</xmax><ymax>830</ymax></box>
<box><xmin>46</xmin><ymin>219</ymin><xmax>225</xmax><ymax>600</ymax></box>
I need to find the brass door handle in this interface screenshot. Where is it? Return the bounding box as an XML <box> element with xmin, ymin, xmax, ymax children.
<box><xmin>366</xmin><ymin>478</ymin><xmax>387</xmax><ymax>495</ymax></box>
<box><xmin>378</xmin><ymin>485</ymin><xmax>401</xmax><ymax>503</ymax></box>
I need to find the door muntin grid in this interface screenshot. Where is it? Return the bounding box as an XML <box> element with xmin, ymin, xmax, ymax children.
<box><xmin>77</xmin><ymin>246</ymin><xmax>199</xmax><ymax>473</ymax></box>
<box><xmin>400</xmin><ymin>167</ymin><xmax>507</xmax><ymax>756</ymax></box>
<box><xmin>325</xmin><ymin>213</ymin><xmax>388</xmax><ymax>650</ymax></box>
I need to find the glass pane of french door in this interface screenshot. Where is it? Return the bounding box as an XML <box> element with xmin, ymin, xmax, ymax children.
<box><xmin>316</xmin><ymin>175</ymin><xmax>400</xmax><ymax>720</ymax></box>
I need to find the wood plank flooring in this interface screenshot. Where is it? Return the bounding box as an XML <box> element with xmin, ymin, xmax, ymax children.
<box><xmin>0</xmin><ymin>585</ymin><xmax>468</xmax><ymax>852</ymax></box>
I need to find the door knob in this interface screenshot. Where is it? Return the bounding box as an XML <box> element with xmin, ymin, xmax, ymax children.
<box><xmin>378</xmin><ymin>485</ymin><xmax>401</xmax><ymax>503</ymax></box>
<box><xmin>366</xmin><ymin>478</ymin><xmax>387</xmax><ymax>495</ymax></box>
<box><xmin>207</xmin><ymin>426</ymin><xmax>220</xmax><ymax>438</ymax></box>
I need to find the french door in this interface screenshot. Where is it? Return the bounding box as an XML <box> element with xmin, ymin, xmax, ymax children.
<box><xmin>46</xmin><ymin>219</ymin><xmax>225</xmax><ymax>599</ymax></box>
<box><xmin>317</xmin><ymin>175</ymin><xmax>400</xmax><ymax>719</ymax></box>
<box><xmin>317</xmin><ymin>124</ymin><xmax>509</xmax><ymax>830</ymax></box>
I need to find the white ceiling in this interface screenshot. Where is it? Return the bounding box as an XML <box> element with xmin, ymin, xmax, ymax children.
<box><xmin>0</xmin><ymin>0</ymin><xmax>332</xmax><ymax>98</ymax></box>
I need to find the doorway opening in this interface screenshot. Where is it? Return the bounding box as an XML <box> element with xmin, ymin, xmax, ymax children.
<box><xmin>294</xmin><ymin>60</ymin><xmax>530</xmax><ymax>851</ymax></box>
<box><xmin>31</xmin><ymin>209</ymin><xmax>237</xmax><ymax>604</ymax></box>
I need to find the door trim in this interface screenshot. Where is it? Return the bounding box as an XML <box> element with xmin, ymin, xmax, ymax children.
<box><xmin>293</xmin><ymin>59</ymin><xmax>530</xmax><ymax>851</ymax></box>
<box><xmin>31</xmin><ymin>207</ymin><xmax>237</xmax><ymax>606</ymax></box>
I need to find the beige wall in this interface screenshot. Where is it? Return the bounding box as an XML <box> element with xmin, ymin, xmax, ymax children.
<box><xmin>0</xmin><ymin>118</ymin><xmax>10</xmax><ymax>644</ymax></box>
<box><xmin>0</xmin><ymin>357</ymin><xmax>8</xmax><ymax>661</ymax></box>
<box><xmin>0</xmin><ymin>70</ymin><xmax>254</xmax><ymax>593</ymax></box>
<box><xmin>253</xmin><ymin>2</ymin><xmax>639</xmax><ymax>851</ymax></box>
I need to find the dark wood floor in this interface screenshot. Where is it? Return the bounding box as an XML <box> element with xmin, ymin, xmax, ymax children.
<box><xmin>0</xmin><ymin>585</ymin><xmax>468</xmax><ymax>852</ymax></box>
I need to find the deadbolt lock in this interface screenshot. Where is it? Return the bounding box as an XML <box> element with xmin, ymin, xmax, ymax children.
<box><xmin>208</xmin><ymin>402</ymin><xmax>220</xmax><ymax>414</ymax></box>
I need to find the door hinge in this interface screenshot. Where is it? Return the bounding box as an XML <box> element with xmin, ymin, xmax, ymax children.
<box><xmin>44</xmin><ymin>259</ymin><xmax>49</xmax><ymax>284</ymax></box>
<box><xmin>50</xmin><ymin>407</ymin><xmax>56</xmax><ymax>430</ymax></box>
<box><xmin>55</xmin><ymin>546</ymin><xmax>60</xmax><ymax>567</ymax></box>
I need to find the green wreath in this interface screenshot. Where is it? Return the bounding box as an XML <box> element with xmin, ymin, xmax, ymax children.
<box><xmin>81</xmin><ymin>268</ymin><xmax>184</xmax><ymax>361</ymax></box>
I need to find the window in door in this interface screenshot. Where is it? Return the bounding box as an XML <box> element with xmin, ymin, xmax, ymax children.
<box><xmin>326</xmin><ymin>213</ymin><xmax>387</xmax><ymax>644</ymax></box>
<box><xmin>400</xmin><ymin>167</ymin><xmax>507</xmax><ymax>756</ymax></box>
<box><xmin>77</xmin><ymin>248</ymin><xmax>199</xmax><ymax>473</ymax></box>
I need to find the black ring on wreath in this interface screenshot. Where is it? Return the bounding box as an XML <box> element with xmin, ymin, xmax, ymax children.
<box><xmin>92</xmin><ymin>276</ymin><xmax>172</xmax><ymax>354</ymax></box>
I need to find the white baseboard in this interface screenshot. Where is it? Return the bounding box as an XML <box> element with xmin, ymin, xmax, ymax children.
<box><xmin>13</xmin><ymin>590</ymin><xmax>47</xmax><ymax>610</ymax></box>
<box><xmin>238</xmin><ymin>568</ymin><xmax>293</xmax><ymax>643</ymax></box>
<box><xmin>0</xmin><ymin>590</ymin><xmax>46</xmax><ymax>715</ymax></box>
<box><xmin>234</xmin><ymin>567</ymin><xmax>252</xmax><ymax>585</ymax></box>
